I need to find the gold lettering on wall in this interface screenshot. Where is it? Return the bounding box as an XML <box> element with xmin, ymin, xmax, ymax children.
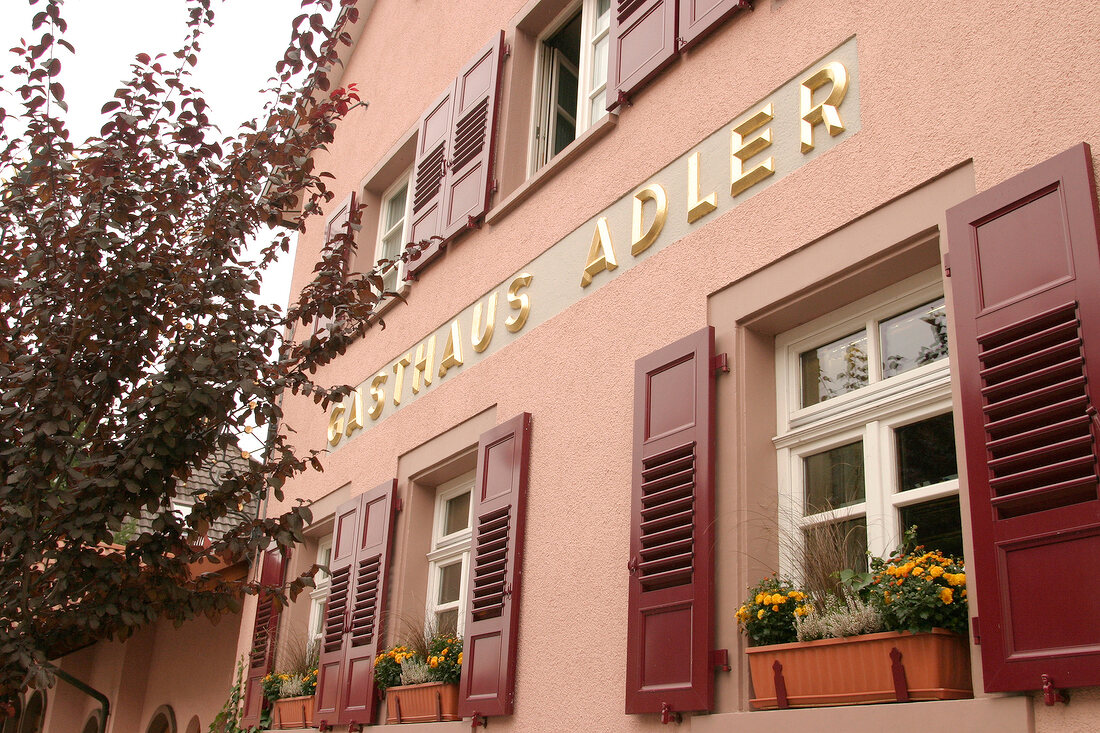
<box><xmin>471</xmin><ymin>292</ymin><xmax>497</xmax><ymax>353</ymax></box>
<box><xmin>412</xmin><ymin>336</ymin><xmax>436</xmax><ymax>394</ymax></box>
<box><xmin>345</xmin><ymin>387</ymin><xmax>364</xmax><ymax>435</ymax></box>
<box><xmin>731</xmin><ymin>102</ymin><xmax>775</xmax><ymax>197</ymax></box>
<box><xmin>392</xmin><ymin>353</ymin><xmax>411</xmax><ymax>406</ymax></box>
<box><xmin>581</xmin><ymin>217</ymin><xmax>617</xmax><ymax>287</ymax></box>
<box><xmin>327</xmin><ymin>403</ymin><xmax>346</xmax><ymax>446</ymax></box>
<box><xmin>687</xmin><ymin>152</ymin><xmax>717</xmax><ymax>223</ymax></box>
<box><xmin>800</xmin><ymin>61</ymin><xmax>848</xmax><ymax>153</ymax></box>
<box><xmin>631</xmin><ymin>184</ymin><xmax>668</xmax><ymax>256</ymax></box>
<box><xmin>438</xmin><ymin>320</ymin><xmax>465</xmax><ymax>377</ymax></box>
<box><xmin>505</xmin><ymin>273</ymin><xmax>533</xmax><ymax>333</ymax></box>
<box><xmin>368</xmin><ymin>372</ymin><xmax>387</xmax><ymax>419</ymax></box>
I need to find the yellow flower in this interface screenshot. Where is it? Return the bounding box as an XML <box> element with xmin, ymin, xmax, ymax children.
<box><xmin>939</xmin><ymin>587</ymin><xmax>954</xmax><ymax>604</ymax></box>
<box><xmin>757</xmin><ymin>609</ymin><xmax>765</xmax><ymax>619</ymax></box>
<box><xmin>755</xmin><ymin>593</ymin><xmax>765</xmax><ymax>604</ymax></box>
<box><xmin>771</xmin><ymin>605</ymin><xmax>779</xmax><ymax>612</ymax></box>
<box><xmin>883</xmin><ymin>590</ymin><xmax>892</xmax><ymax>604</ymax></box>
<box><xmin>912</xmin><ymin>566</ymin><xmax>924</xmax><ymax>576</ymax></box>
<box><xmin>457</xmin><ymin>652</ymin><xmax>463</xmax><ymax>665</ymax></box>
<box><xmin>929</xmin><ymin>565</ymin><xmax>944</xmax><ymax>578</ymax></box>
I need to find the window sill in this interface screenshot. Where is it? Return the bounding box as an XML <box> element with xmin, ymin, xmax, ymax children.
<box><xmin>692</xmin><ymin>695</ymin><xmax>1032</xmax><ymax>732</ymax></box>
<box><xmin>485</xmin><ymin>112</ymin><xmax>617</xmax><ymax>225</ymax></box>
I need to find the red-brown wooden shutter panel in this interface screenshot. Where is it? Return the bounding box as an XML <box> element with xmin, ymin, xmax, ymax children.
<box><xmin>441</xmin><ymin>31</ymin><xmax>505</xmax><ymax>242</ymax></box>
<box><xmin>241</xmin><ymin>548</ymin><xmax>287</xmax><ymax>728</ymax></box>
<box><xmin>946</xmin><ymin>142</ymin><xmax>1100</xmax><ymax>693</ymax></box>
<box><xmin>458</xmin><ymin>412</ymin><xmax>532</xmax><ymax>720</ymax></box>
<box><xmin>314</xmin><ymin>480</ymin><xmax>398</xmax><ymax>728</ymax></box>
<box><xmin>406</xmin><ymin>88</ymin><xmax>454</xmax><ymax>279</ymax></box>
<box><xmin>678</xmin><ymin>0</ymin><xmax>751</xmax><ymax>50</ymax></box>
<box><xmin>315</xmin><ymin>497</ymin><xmax>360</xmax><ymax>723</ymax></box>
<box><xmin>339</xmin><ymin>481</ymin><xmax>397</xmax><ymax>726</ymax></box>
<box><xmin>626</xmin><ymin>327</ymin><xmax>716</xmax><ymax>716</ymax></box>
<box><xmin>607</xmin><ymin>0</ymin><xmax>676</xmax><ymax>111</ymax></box>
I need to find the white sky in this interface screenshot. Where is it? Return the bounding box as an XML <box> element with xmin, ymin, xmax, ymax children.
<box><xmin>0</xmin><ymin>0</ymin><xmax>324</xmax><ymax>454</ymax></box>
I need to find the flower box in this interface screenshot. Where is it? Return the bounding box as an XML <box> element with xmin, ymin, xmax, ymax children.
<box><xmin>745</xmin><ymin>629</ymin><xmax>972</xmax><ymax>709</ymax></box>
<box><xmin>385</xmin><ymin>682</ymin><xmax>461</xmax><ymax>724</ymax></box>
<box><xmin>271</xmin><ymin>694</ymin><xmax>315</xmax><ymax>730</ymax></box>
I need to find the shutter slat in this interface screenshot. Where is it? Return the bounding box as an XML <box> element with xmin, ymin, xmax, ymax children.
<box><xmin>626</xmin><ymin>327</ymin><xmax>716</xmax><ymax>715</ymax></box>
<box><xmin>458</xmin><ymin>413</ymin><xmax>532</xmax><ymax>719</ymax></box>
<box><xmin>947</xmin><ymin>142</ymin><xmax>1100</xmax><ymax>692</ymax></box>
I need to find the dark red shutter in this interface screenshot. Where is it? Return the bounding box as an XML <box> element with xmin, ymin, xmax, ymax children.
<box><xmin>606</xmin><ymin>0</ymin><xmax>677</xmax><ymax>112</ymax></box>
<box><xmin>625</xmin><ymin>327</ymin><xmax>716</xmax><ymax>716</ymax></box>
<box><xmin>406</xmin><ymin>86</ymin><xmax>454</xmax><ymax>279</ymax></box>
<box><xmin>458</xmin><ymin>412</ymin><xmax>532</xmax><ymax>720</ymax></box>
<box><xmin>314</xmin><ymin>480</ymin><xmax>398</xmax><ymax>728</ymax></box>
<box><xmin>678</xmin><ymin>0</ymin><xmax>751</xmax><ymax>50</ymax></box>
<box><xmin>440</xmin><ymin>31</ymin><xmax>505</xmax><ymax>242</ymax></box>
<box><xmin>241</xmin><ymin>548</ymin><xmax>287</xmax><ymax>728</ymax></box>
<box><xmin>946</xmin><ymin>142</ymin><xmax>1100</xmax><ymax>693</ymax></box>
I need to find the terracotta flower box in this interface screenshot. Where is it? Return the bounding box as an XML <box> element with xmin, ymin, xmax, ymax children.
<box><xmin>745</xmin><ymin>629</ymin><xmax>972</xmax><ymax>709</ymax></box>
<box><xmin>385</xmin><ymin>682</ymin><xmax>461</xmax><ymax>724</ymax></box>
<box><xmin>271</xmin><ymin>694</ymin><xmax>315</xmax><ymax>729</ymax></box>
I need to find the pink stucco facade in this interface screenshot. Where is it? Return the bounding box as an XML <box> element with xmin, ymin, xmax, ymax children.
<box><xmin>28</xmin><ymin>1</ymin><xmax>1100</xmax><ymax>732</ymax></box>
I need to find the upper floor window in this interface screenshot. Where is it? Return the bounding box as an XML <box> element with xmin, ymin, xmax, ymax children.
<box><xmin>774</xmin><ymin>273</ymin><xmax>961</xmax><ymax>596</ymax></box>
<box><xmin>531</xmin><ymin>0</ymin><xmax>611</xmax><ymax>171</ymax></box>
<box><xmin>374</xmin><ymin>173</ymin><xmax>412</xmax><ymax>294</ymax></box>
<box><xmin>307</xmin><ymin>536</ymin><xmax>333</xmax><ymax>653</ymax></box>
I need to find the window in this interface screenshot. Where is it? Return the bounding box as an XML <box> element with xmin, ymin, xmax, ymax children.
<box><xmin>775</xmin><ymin>274</ymin><xmax>961</xmax><ymax>593</ymax></box>
<box><xmin>425</xmin><ymin>472</ymin><xmax>473</xmax><ymax>635</ymax></box>
<box><xmin>530</xmin><ymin>0</ymin><xmax>611</xmax><ymax>171</ymax></box>
<box><xmin>373</xmin><ymin>174</ymin><xmax>412</xmax><ymax>296</ymax></box>
<box><xmin>307</xmin><ymin>536</ymin><xmax>333</xmax><ymax>652</ymax></box>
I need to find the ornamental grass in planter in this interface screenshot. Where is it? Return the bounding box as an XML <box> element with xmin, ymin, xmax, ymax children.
<box><xmin>261</xmin><ymin>667</ymin><xmax>318</xmax><ymax>729</ymax></box>
<box><xmin>374</xmin><ymin>633</ymin><xmax>463</xmax><ymax>724</ymax></box>
<box><xmin>737</xmin><ymin>547</ymin><xmax>973</xmax><ymax>709</ymax></box>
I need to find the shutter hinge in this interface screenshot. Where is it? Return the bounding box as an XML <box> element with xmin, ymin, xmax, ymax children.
<box><xmin>466</xmin><ymin>215</ymin><xmax>482</xmax><ymax>231</ymax></box>
<box><xmin>471</xmin><ymin>712</ymin><xmax>487</xmax><ymax>729</ymax></box>
<box><xmin>712</xmin><ymin>648</ymin><xmax>731</xmax><ymax>672</ymax></box>
<box><xmin>712</xmin><ymin>353</ymin><xmax>730</xmax><ymax>376</ymax></box>
<box><xmin>943</xmin><ymin>252</ymin><xmax>951</xmax><ymax>277</ymax></box>
<box><xmin>659</xmin><ymin>702</ymin><xmax>681</xmax><ymax>725</ymax></box>
<box><xmin>1042</xmin><ymin>675</ymin><xmax>1069</xmax><ymax>706</ymax></box>
<box><xmin>318</xmin><ymin>721</ymin><xmax>332</xmax><ymax>732</ymax></box>
<box><xmin>348</xmin><ymin>722</ymin><xmax>363</xmax><ymax>733</ymax></box>
<box><xmin>971</xmin><ymin>616</ymin><xmax>979</xmax><ymax>644</ymax></box>
<box><xmin>616</xmin><ymin>90</ymin><xmax>633</xmax><ymax>108</ymax></box>
<box><xmin>490</xmin><ymin>178</ymin><xmax>498</xmax><ymax>195</ymax></box>
<box><xmin>394</xmin><ymin>497</ymin><xmax>404</xmax><ymax>512</ymax></box>
<box><xmin>503</xmin><ymin>43</ymin><xmax>511</xmax><ymax>58</ymax></box>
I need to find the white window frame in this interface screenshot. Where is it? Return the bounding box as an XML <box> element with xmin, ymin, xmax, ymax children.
<box><xmin>773</xmin><ymin>269</ymin><xmax>958</xmax><ymax>578</ymax></box>
<box><xmin>372</xmin><ymin>172</ymin><xmax>412</xmax><ymax>300</ymax></box>
<box><xmin>425</xmin><ymin>472</ymin><xmax>474</xmax><ymax>636</ymax></box>
<box><xmin>307</xmin><ymin>536</ymin><xmax>333</xmax><ymax>652</ymax></box>
<box><xmin>528</xmin><ymin>0</ymin><xmax>611</xmax><ymax>173</ymax></box>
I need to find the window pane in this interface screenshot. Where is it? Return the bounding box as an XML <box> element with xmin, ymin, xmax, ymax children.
<box><xmin>384</xmin><ymin>184</ymin><xmax>407</xmax><ymax>230</ymax></box>
<box><xmin>802</xmin><ymin>517</ymin><xmax>867</xmax><ymax>597</ymax></box>
<box><xmin>896</xmin><ymin>413</ymin><xmax>958</xmax><ymax>492</ymax></box>
<box><xmin>436</xmin><ymin>609</ymin><xmax>459</xmax><ymax>636</ymax></box>
<box><xmin>553</xmin><ymin>109</ymin><xmax>577</xmax><ymax>156</ymax></box>
<box><xmin>804</xmin><ymin>441</ymin><xmax>865</xmax><ymax>515</ymax></box>
<box><xmin>437</xmin><ymin>562</ymin><xmax>462</xmax><ymax>604</ymax></box>
<box><xmin>597</xmin><ymin>0</ymin><xmax>611</xmax><ymax>21</ymax></box>
<box><xmin>900</xmin><ymin>495</ymin><xmax>963</xmax><ymax>559</ymax></box>
<box><xmin>800</xmin><ymin>330</ymin><xmax>868</xmax><ymax>406</ymax></box>
<box><xmin>444</xmin><ymin>491</ymin><xmax>470</xmax><ymax>535</ymax></box>
<box><xmin>589</xmin><ymin>91</ymin><xmax>606</xmax><ymax>124</ymax></box>
<box><xmin>880</xmin><ymin>297</ymin><xmax>949</xmax><ymax>378</ymax></box>
<box><xmin>556</xmin><ymin>62</ymin><xmax>579</xmax><ymax>118</ymax></box>
<box><xmin>591</xmin><ymin>34</ymin><xmax>608</xmax><ymax>89</ymax></box>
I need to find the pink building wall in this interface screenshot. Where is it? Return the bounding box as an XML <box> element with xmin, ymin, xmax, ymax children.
<box><xmin>261</xmin><ymin>0</ymin><xmax>1100</xmax><ymax>731</ymax></box>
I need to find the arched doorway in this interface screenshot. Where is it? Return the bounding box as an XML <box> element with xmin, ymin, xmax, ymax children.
<box><xmin>79</xmin><ymin>712</ymin><xmax>101</xmax><ymax>733</ymax></box>
<box><xmin>16</xmin><ymin>692</ymin><xmax>44</xmax><ymax>733</ymax></box>
<box><xmin>183</xmin><ymin>715</ymin><xmax>201</xmax><ymax>733</ymax></box>
<box><xmin>144</xmin><ymin>705</ymin><xmax>176</xmax><ymax>733</ymax></box>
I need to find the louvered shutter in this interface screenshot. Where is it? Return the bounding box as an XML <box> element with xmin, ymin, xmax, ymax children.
<box><xmin>405</xmin><ymin>86</ymin><xmax>454</xmax><ymax>279</ymax></box>
<box><xmin>314</xmin><ymin>496</ymin><xmax>360</xmax><ymax>725</ymax></box>
<box><xmin>458</xmin><ymin>412</ymin><xmax>532</xmax><ymax>719</ymax></box>
<box><xmin>606</xmin><ymin>0</ymin><xmax>677</xmax><ymax>112</ymax></box>
<box><xmin>314</xmin><ymin>481</ymin><xmax>399</xmax><ymax>728</ymax></box>
<box><xmin>240</xmin><ymin>548</ymin><xmax>287</xmax><ymax>728</ymax></box>
<box><xmin>440</xmin><ymin>31</ymin><xmax>505</xmax><ymax>242</ymax></box>
<box><xmin>678</xmin><ymin>0</ymin><xmax>751</xmax><ymax>50</ymax></box>
<box><xmin>625</xmin><ymin>327</ymin><xmax>716</xmax><ymax>715</ymax></box>
<box><xmin>946</xmin><ymin>142</ymin><xmax>1100</xmax><ymax>693</ymax></box>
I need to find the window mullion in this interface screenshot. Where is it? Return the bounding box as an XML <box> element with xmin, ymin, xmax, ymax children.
<box><xmin>863</xmin><ymin>420</ymin><xmax>889</xmax><ymax>558</ymax></box>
